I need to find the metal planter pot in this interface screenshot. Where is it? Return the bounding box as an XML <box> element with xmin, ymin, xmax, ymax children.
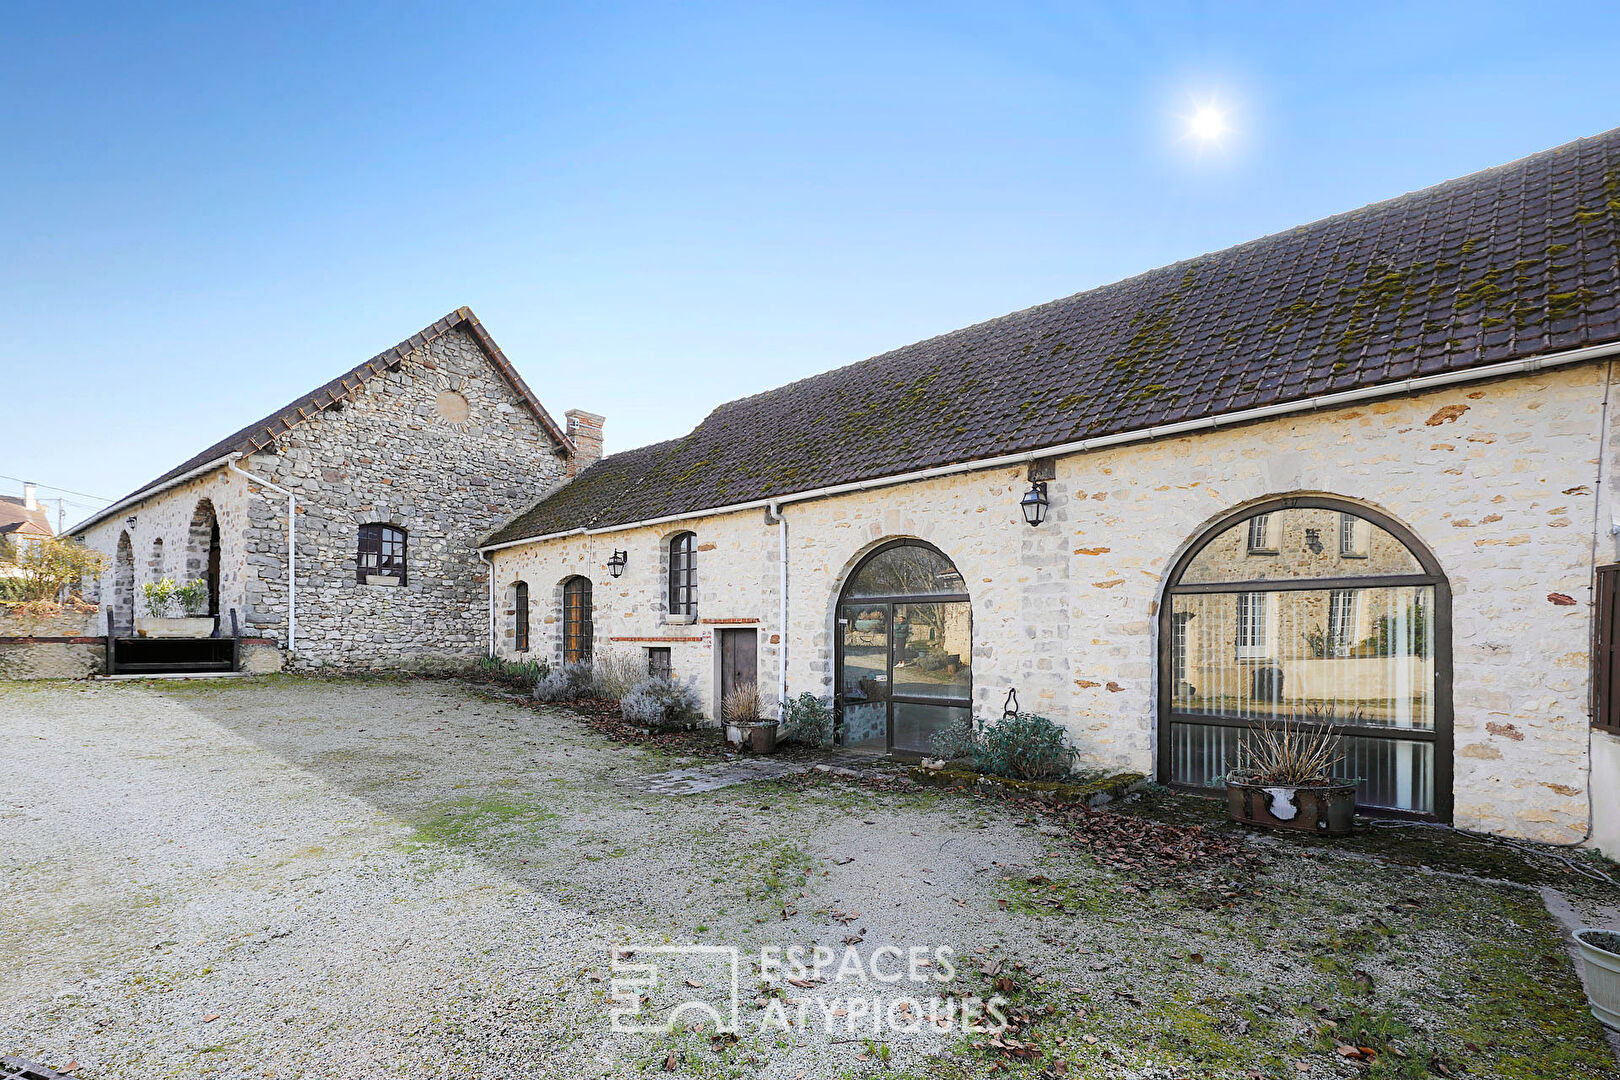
<box><xmin>1574</xmin><ymin>929</ymin><xmax>1620</xmax><ymax>1030</ymax></box>
<box><xmin>1225</xmin><ymin>780</ymin><xmax>1357</xmax><ymax>836</ymax></box>
<box><xmin>725</xmin><ymin>721</ymin><xmax>779</xmax><ymax>754</ymax></box>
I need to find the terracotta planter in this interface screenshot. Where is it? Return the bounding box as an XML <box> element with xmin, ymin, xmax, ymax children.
<box><xmin>1574</xmin><ymin>928</ymin><xmax>1620</xmax><ymax>1029</ymax></box>
<box><xmin>134</xmin><ymin>616</ymin><xmax>215</xmax><ymax>639</ymax></box>
<box><xmin>1225</xmin><ymin>779</ymin><xmax>1356</xmax><ymax>835</ymax></box>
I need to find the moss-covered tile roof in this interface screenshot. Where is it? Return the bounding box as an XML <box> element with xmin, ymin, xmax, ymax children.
<box><xmin>485</xmin><ymin>127</ymin><xmax>1620</xmax><ymax>547</ymax></box>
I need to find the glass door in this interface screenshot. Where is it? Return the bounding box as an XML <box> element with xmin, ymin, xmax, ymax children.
<box><xmin>838</xmin><ymin>604</ymin><xmax>889</xmax><ymax>750</ymax></box>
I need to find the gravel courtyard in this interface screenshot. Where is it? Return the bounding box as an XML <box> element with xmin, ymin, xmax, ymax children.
<box><xmin>3</xmin><ymin>676</ymin><xmax>1618</xmax><ymax>1080</ymax></box>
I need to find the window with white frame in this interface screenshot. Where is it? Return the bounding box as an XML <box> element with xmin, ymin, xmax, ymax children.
<box><xmin>1235</xmin><ymin>592</ymin><xmax>1269</xmax><ymax>658</ymax></box>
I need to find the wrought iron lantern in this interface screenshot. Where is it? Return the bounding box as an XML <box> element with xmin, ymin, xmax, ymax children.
<box><xmin>607</xmin><ymin>549</ymin><xmax>628</xmax><ymax>578</ymax></box>
<box><xmin>1020</xmin><ymin>481</ymin><xmax>1049</xmax><ymax>527</ymax></box>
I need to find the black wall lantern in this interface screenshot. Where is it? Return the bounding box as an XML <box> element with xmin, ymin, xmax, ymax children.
<box><xmin>1020</xmin><ymin>459</ymin><xmax>1054</xmax><ymax>527</ymax></box>
<box><xmin>607</xmin><ymin>549</ymin><xmax>627</xmax><ymax>578</ymax></box>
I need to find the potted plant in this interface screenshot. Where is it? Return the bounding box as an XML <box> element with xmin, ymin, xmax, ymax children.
<box><xmin>1574</xmin><ymin>928</ymin><xmax>1620</xmax><ymax>1029</ymax></box>
<box><xmin>1225</xmin><ymin>717</ymin><xmax>1357</xmax><ymax>835</ymax></box>
<box><xmin>722</xmin><ymin>682</ymin><xmax>777</xmax><ymax>753</ymax></box>
<box><xmin>136</xmin><ymin>578</ymin><xmax>215</xmax><ymax>639</ymax></box>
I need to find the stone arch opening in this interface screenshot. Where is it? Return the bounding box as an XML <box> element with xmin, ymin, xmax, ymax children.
<box><xmin>1157</xmin><ymin>494</ymin><xmax>1452</xmax><ymax>821</ymax></box>
<box><xmin>186</xmin><ymin>499</ymin><xmax>221</xmax><ymax>616</ymax></box>
<box><xmin>833</xmin><ymin>538</ymin><xmax>972</xmax><ymax>755</ymax></box>
<box><xmin>113</xmin><ymin>531</ymin><xmax>135</xmax><ymax>631</ymax></box>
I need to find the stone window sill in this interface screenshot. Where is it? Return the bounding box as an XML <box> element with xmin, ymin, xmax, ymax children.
<box><xmin>663</xmin><ymin>612</ymin><xmax>698</xmax><ymax>626</ymax></box>
<box><xmin>365</xmin><ymin>575</ymin><xmax>403</xmax><ymax>587</ymax></box>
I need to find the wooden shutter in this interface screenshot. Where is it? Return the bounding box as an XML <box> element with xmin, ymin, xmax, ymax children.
<box><xmin>1597</xmin><ymin>566</ymin><xmax>1620</xmax><ymax>733</ymax></box>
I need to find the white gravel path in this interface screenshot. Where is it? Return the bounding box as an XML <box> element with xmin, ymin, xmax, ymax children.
<box><xmin>0</xmin><ymin>678</ymin><xmax>1044</xmax><ymax>1079</ymax></box>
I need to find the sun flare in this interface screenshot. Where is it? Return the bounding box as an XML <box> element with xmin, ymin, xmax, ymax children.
<box><xmin>1183</xmin><ymin>102</ymin><xmax>1232</xmax><ymax>145</ymax></box>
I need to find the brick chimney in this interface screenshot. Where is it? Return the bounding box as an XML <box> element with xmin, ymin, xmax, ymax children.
<box><xmin>22</xmin><ymin>482</ymin><xmax>37</xmax><ymax>511</ymax></box>
<box><xmin>565</xmin><ymin>410</ymin><xmax>605</xmax><ymax>476</ymax></box>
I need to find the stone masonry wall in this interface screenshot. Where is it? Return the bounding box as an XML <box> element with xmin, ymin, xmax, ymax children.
<box><xmin>239</xmin><ymin>325</ymin><xmax>569</xmax><ymax>670</ymax></box>
<box><xmin>492</xmin><ymin>362</ymin><xmax>1609</xmax><ymax>843</ymax></box>
<box><xmin>80</xmin><ymin>324</ymin><xmax>570</xmax><ymax>671</ymax></box>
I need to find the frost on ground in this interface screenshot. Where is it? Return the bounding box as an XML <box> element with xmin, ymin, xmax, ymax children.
<box><xmin>1</xmin><ymin>676</ymin><xmax>1616</xmax><ymax>1080</ymax></box>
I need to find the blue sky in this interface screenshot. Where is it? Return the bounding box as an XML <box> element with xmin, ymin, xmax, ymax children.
<box><xmin>5</xmin><ymin>2</ymin><xmax>1619</xmax><ymax>527</ymax></box>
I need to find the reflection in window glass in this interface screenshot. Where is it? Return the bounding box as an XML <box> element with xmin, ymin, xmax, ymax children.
<box><xmin>1182</xmin><ymin>507</ymin><xmax>1419</xmax><ymax>584</ymax></box>
<box><xmin>891</xmin><ymin>602</ymin><xmax>971</xmax><ymax>699</ymax></box>
<box><xmin>842</xmin><ymin>545</ymin><xmax>966</xmax><ymax>598</ymax></box>
<box><xmin>1172</xmin><ymin>585</ymin><xmax>1434</xmax><ymax>730</ymax></box>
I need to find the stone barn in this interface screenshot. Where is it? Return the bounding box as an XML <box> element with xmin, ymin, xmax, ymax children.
<box><xmin>73</xmin><ymin>308</ymin><xmax>596</xmax><ymax>671</ymax></box>
<box><xmin>478</xmin><ymin>127</ymin><xmax>1620</xmax><ymax>848</ymax></box>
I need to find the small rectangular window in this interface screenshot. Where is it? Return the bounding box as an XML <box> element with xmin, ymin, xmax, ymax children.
<box><xmin>647</xmin><ymin>647</ymin><xmax>672</xmax><ymax>680</ymax></box>
<box><xmin>1235</xmin><ymin>592</ymin><xmax>1269</xmax><ymax>658</ymax></box>
<box><xmin>1327</xmin><ymin>589</ymin><xmax>1356</xmax><ymax>658</ymax></box>
<box><xmin>357</xmin><ymin>524</ymin><xmax>407</xmax><ymax>584</ymax></box>
<box><xmin>1246</xmin><ymin>514</ymin><xmax>1275</xmax><ymax>554</ymax></box>
<box><xmin>1340</xmin><ymin>513</ymin><xmax>1367</xmax><ymax>558</ymax></box>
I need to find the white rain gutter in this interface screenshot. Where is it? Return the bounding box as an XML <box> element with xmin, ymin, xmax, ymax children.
<box><xmin>228</xmin><ymin>460</ymin><xmax>296</xmax><ymax>655</ymax></box>
<box><xmin>480</xmin><ymin>339</ymin><xmax>1620</xmax><ymax>553</ymax></box>
<box><xmin>479</xmin><ymin>550</ymin><xmax>496</xmax><ymax>658</ymax></box>
<box><xmin>769</xmin><ymin>501</ymin><xmax>787</xmax><ymax>710</ymax></box>
<box><xmin>67</xmin><ymin>454</ymin><xmax>239</xmax><ymax>535</ymax></box>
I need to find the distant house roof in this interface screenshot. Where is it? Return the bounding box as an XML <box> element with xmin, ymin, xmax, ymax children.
<box><xmin>75</xmin><ymin>308</ymin><xmax>575</xmax><ymax>535</ymax></box>
<box><xmin>0</xmin><ymin>496</ymin><xmax>53</xmax><ymax>539</ymax></box>
<box><xmin>485</xmin><ymin>127</ymin><xmax>1620</xmax><ymax>547</ymax></box>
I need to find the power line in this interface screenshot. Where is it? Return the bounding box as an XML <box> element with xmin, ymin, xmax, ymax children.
<box><xmin>0</xmin><ymin>472</ymin><xmax>113</xmax><ymax>504</ymax></box>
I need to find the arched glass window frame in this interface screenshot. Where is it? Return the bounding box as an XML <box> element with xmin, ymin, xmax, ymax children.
<box><xmin>562</xmin><ymin>576</ymin><xmax>593</xmax><ymax>664</ymax></box>
<box><xmin>1156</xmin><ymin>496</ymin><xmax>1453</xmax><ymax>823</ymax></box>
<box><xmin>357</xmin><ymin>523</ymin><xmax>407</xmax><ymax>584</ymax></box>
<box><xmin>833</xmin><ymin>538</ymin><xmax>973</xmax><ymax>756</ymax></box>
<box><xmin>668</xmin><ymin>532</ymin><xmax>697</xmax><ymax>617</ymax></box>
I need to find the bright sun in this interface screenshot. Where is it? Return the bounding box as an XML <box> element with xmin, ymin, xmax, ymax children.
<box><xmin>1183</xmin><ymin>102</ymin><xmax>1231</xmax><ymax>145</ymax></box>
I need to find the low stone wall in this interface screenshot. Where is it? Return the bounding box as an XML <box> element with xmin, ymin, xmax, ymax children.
<box><xmin>0</xmin><ymin>604</ymin><xmax>104</xmax><ymax>680</ymax></box>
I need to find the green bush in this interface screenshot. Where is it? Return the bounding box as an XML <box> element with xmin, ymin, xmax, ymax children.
<box><xmin>475</xmin><ymin>655</ymin><xmax>550</xmax><ymax>689</ymax></box>
<box><xmin>780</xmin><ymin>692</ymin><xmax>834</xmax><ymax>747</ymax></box>
<box><xmin>930</xmin><ymin>711</ymin><xmax>1078</xmax><ymax>781</ymax></box>
<box><xmin>974</xmin><ymin>711</ymin><xmax>1078</xmax><ymax>781</ymax></box>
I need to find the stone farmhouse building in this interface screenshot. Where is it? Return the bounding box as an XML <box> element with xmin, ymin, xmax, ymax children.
<box><xmin>480</xmin><ymin>128</ymin><xmax>1620</xmax><ymax>848</ymax></box>
<box><xmin>72</xmin><ymin>308</ymin><xmax>600</xmax><ymax>670</ymax></box>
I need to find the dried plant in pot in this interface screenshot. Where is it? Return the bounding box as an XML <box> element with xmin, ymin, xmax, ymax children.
<box><xmin>1225</xmin><ymin>716</ymin><xmax>1357</xmax><ymax>835</ymax></box>
<box><xmin>721</xmin><ymin>682</ymin><xmax>777</xmax><ymax>753</ymax></box>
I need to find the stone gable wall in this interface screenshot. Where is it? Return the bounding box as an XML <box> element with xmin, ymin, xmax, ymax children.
<box><xmin>80</xmin><ymin>324</ymin><xmax>570</xmax><ymax>671</ymax></box>
<box><xmin>491</xmin><ymin>362</ymin><xmax>1611</xmax><ymax>844</ymax></box>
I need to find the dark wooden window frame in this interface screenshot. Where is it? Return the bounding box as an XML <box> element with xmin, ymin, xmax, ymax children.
<box><xmin>647</xmin><ymin>646</ymin><xmax>672</xmax><ymax>680</ymax></box>
<box><xmin>1156</xmin><ymin>496</ymin><xmax>1454</xmax><ymax>822</ymax></box>
<box><xmin>832</xmin><ymin>538</ymin><xmax>973</xmax><ymax>756</ymax></box>
<box><xmin>563</xmin><ymin>576</ymin><xmax>593</xmax><ymax>664</ymax></box>
<box><xmin>357</xmin><ymin>523</ymin><xmax>407</xmax><ymax>584</ymax></box>
<box><xmin>514</xmin><ymin>581</ymin><xmax>530</xmax><ymax>653</ymax></box>
<box><xmin>668</xmin><ymin>532</ymin><xmax>697</xmax><ymax>616</ymax></box>
<box><xmin>1595</xmin><ymin>565</ymin><xmax>1620</xmax><ymax>734</ymax></box>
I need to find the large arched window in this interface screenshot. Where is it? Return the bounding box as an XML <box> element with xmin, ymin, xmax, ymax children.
<box><xmin>513</xmin><ymin>581</ymin><xmax>530</xmax><ymax>653</ymax></box>
<box><xmin>1159</xmin><ymin>497</ymin><xmax>1452</xmax><ymax>820</ymax></box>
<box><xmin>668</xmin><ymin>532</ymin><xmax>696</xmax><ymax>616</ymax></box>
<box><xmin>835</xmin><ymin>540</ymin><xmax>971</xmax><ymax>755</ymax></box>
<box><xmin>562</xmin><ymin>576</ymin><xmax>593</xmax><ymax>663</ymax></box>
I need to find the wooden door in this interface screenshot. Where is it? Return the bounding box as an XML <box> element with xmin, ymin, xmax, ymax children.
<box><xmin>720</xmin><ymin>629</ymin><xmax>758</xmax><ymax>714</ymax></box>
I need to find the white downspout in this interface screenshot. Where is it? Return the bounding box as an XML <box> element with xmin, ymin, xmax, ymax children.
<box><xmin>770</xmin><ymin>501</ymin><xmax>787</xmax><ymax>712</ymax></box>
<box><xmin>228</xmin><ymin>460</ymin><xmax>295</xmax><ymax>655</ymax></box>
<box><xmin>479</xmin><ymin>551</ymin><xmax>496</xmax><ymax>658</ymax></box>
